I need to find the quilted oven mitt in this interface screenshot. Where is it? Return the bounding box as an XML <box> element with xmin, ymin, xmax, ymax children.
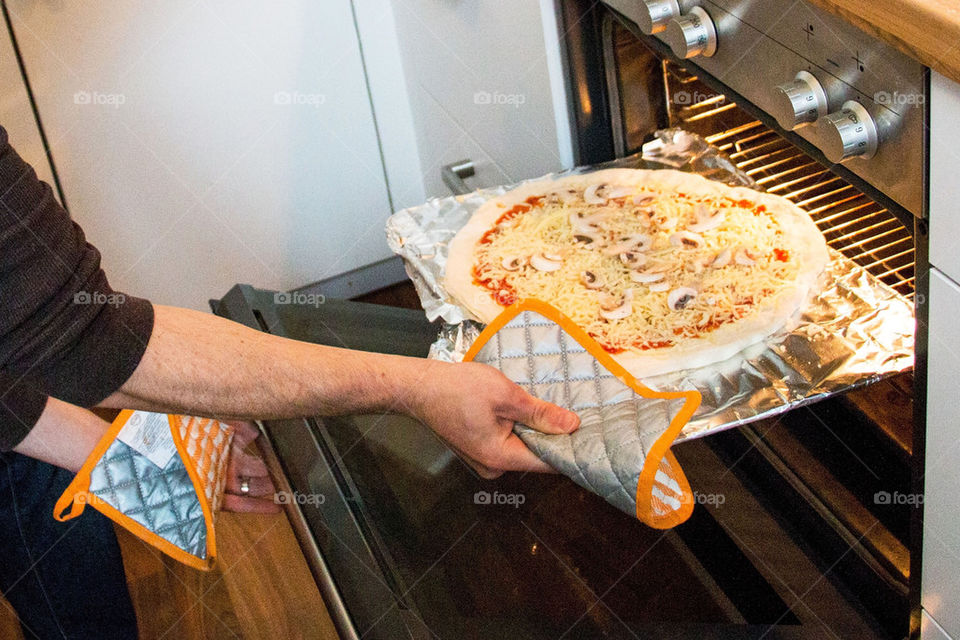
<box><xmin>464</xmin><ymin>300</ymin><xmax>701</xmax><ymax>528</ymax></box>
<box><xmin>53</xmin><ymin>410</ymin><xmax>234</xmax><ymax>570</ymax></box>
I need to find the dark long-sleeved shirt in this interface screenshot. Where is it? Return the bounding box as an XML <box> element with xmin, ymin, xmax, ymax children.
<box><xmin>0</xmin><ymin>126</ymin><xmax>154</xmax><ymax>449</ymax></box>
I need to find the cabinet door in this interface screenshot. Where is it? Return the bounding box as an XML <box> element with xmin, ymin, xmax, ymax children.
<box><xmin>6</xmin><ymin>0</ymin><xmax>392</xmax><ymax>309</ymax></box>
<box><xmin>389</xmin><ymin>0</ymin><xmax>571</xmax><ymax>197</ymax></box>
<box><xmin>930</xmin><ymin>72</ymin><xmax>960</xmax><ymax>283</ymax></box>
<box><xmin>923</xmin><ymin>610</ymin><xmax>955</xmax><ymax>640</ymax></box>
<box><xmin>923</xmin><ymin>268</ymin><xmax>960</xmax><ymax>638</ymax></box>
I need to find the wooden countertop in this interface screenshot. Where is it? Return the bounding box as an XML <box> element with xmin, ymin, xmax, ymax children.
<box><xmin>807</xmin><ymin>0</ymin><xmax>960</xmax><ymax>83</ymax></box>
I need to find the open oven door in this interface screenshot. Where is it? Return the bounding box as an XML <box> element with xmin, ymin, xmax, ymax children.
<box><xmin>212</xmin><ymin>283</ymin><xmax>907</xmax><ymax>640</ymax></box>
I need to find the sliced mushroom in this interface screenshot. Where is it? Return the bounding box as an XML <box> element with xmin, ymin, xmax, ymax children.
<box><xmin>670</xmin><ymin>230</ymin><xmax>704</xmax><ymax>249</ymax></box>
<box><xmin>501</xmin><ymin>255</ymin><xmax>526</xmax><ymax>271</ymax></box>
<box><xmin>688</xmin><ymin>204</ymin><xmax>725</xmax><ymax>233</ymax></box>
<box><xmin>668</xmin><ymin>287</ymin><xmax>698</xmax><ymax>311</ymax></box>
<box><xmin>573</xmin><ymin>233</ymin><xmax>599</xmax><ymax>246</ymax></box>
<box><xmin>530</xmin><ymin>252</ymin><xmax>563</xmax><ymax>272</ymax></box>
<box><xmin>580</xmin><ymin>270</ymin><xmax>604</xmax><ymax>289</ymax></box>
<box><xmin>606</xmin><ymin>185</ymin><xmax>634</xmax><ymax>200</ymax></box>
<box><xmin>569</xmin><ymin>211</ymin><xmax>608</xmax><ymax>234</ymax></box>
<box><xmin>633</xmin><ymin>194</ymin><xmax>655</xmax><ymax>206</ymax></box>
<box><xmin>584</xmin><ymin>183</ymin><xmax>607</xmax><ymax>205</ymax></box>
<box><xmin>598</xmin><ymin>289</ymin><xmax>634</xmax><ymax>320</ymax></box>
<box><xmin>619</xmin><ymin>251</ymin><xmax>648</xmax><ymax>268</ymax></box>
<box><xmin>603</xmin><ymin>233</ymin><xmax>652</xmax><ymax>255</ymax></box>
<box><xmin>648</xmin><ymin>281</ymin><xmax>670</xmax><ymax>292</ymax></box>
<box><xmin>712</xmin><ymin>248</ymin><xmax>732</xmax><ymax>268</ymax></box>
<box><xmin>629</xmin><ymin>269</ymin><xmax>665</xmax><ymax>284</ymax></box>
<box><xmin>546</xmin><ymin>188</ymin><xmax>579</xmax><ymax>205</ymax></box>
<box><xmin>734</xmin><ymin>247</ymin><xmax>758</xmax><ymax>266</ymax></box>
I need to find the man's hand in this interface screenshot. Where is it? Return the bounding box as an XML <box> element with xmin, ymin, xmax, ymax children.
<box><xmin>407</xmin><ymin>362</ymin><xmax>580</xmax><ymax>479</ymax></box>
<box><xmin>222</xmin><ymin>421</ymin><xmax>281</xmax><ymax>513</ymax></box>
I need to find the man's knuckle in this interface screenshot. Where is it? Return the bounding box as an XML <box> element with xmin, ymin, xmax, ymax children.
<box><xmin>529</xmin><ymin>399</ymin><xmax>549</xmax><ymax>425</ymax></box>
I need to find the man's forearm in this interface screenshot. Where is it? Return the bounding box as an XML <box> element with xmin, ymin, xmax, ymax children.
<box><xmin>101</xmin><ymin>305</ymin><xmax>439</xmax><ymax>420</ymax></box>
<box><xmin>14</xmin><ymin>398</ymin><xmax>111</xmax><ymax>472</ymax></box>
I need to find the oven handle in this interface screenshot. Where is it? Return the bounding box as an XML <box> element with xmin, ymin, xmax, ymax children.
<box><xmin>441</xmin><ymin>159</ymin><xmax>475</xmax><ymax>195</ymax></box>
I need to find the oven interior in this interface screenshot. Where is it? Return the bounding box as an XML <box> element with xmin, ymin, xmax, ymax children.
<box><xmin>604</xmin><ymin>16</ymin><xmax>917</xmax><ymax>638</ymax></box>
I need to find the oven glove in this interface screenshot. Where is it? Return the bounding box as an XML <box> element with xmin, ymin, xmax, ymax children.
<box><xmin>464</xmin><ymin>300</ymin><xmax>701</xmax><ymax>528</ymax></box>
<box><xmin>53</xmin><ymin>410</ymin><xmax>234</xmax><ymax>570</ymax></box>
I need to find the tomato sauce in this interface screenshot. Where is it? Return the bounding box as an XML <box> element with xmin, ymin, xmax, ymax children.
<box><xmin>478</xmin><ymin>196</ymin><xmax>544</xmax><ymax>245</ymax></box>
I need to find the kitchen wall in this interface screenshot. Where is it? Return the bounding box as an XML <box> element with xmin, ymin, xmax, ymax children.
<box><xmin>0</xmin><ymin>14</ymin><xmax>54</xmax><ymax>192</ymax></box>
<box><xmin>2</xmin><ymin>0</ymin><xmax>571</xmax><ymax>310</ymax></box>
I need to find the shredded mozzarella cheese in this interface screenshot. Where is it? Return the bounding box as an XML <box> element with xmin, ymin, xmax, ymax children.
<box><xmin>474</xmin><ymin>188</ymin><xmax>804</xmax><ymax>352</ymax></box>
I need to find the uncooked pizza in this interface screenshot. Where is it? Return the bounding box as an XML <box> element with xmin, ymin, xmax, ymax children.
<box><xmin>444</xmin><ymin>168</ymin><xmax>830</xmax><ymax>378</ymax></box>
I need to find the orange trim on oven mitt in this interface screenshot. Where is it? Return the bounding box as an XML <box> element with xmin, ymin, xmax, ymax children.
<box><xmin>53</xmin><ymin>410</ymin><xmax>234</xmax><ymax>570</ymax></box>
<box><xmin>464</xmin><ymin>299</ymin><xmax>701</xmax><ymax>528</ymax></box>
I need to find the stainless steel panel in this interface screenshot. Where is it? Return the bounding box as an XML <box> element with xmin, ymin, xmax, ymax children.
<box><xmin>603</xmin><ymin>0</ymin><xmax>925</xmax><ymax>216</ymax></box>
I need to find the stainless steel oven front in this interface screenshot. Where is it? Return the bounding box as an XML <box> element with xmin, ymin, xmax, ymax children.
<box><xmin>556</xmin><ymin>0</ymin><xmax>927</xmax><ymax>637</ymax></box>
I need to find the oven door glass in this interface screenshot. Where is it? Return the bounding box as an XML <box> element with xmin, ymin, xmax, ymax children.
<box><xmin>214</xmin><ymin>285</ymin><xmax>910</xmax><ymax>640</ymax></box>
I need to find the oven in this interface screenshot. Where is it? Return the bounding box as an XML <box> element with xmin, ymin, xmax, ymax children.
<box><xmin>213</xmin><ymin>1</ymin><xmax>927</xmax><ymax>638</ymax></box>
<box><xmin>554</xmin><ymin>1</ymin><xmax>927</xmax><ymax>635</ymax></box>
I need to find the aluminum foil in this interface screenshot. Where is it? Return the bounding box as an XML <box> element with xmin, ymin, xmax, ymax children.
<box><xmin>386</xmin><ymin>129</ymin><xmax>914</xmax><ymax>440</ymax></box>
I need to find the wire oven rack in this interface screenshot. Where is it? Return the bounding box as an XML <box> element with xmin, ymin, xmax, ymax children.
<box><xmin>664</xmin><ymin>65</ymin><xmax>915</xmax><ymax>300</ymax></box>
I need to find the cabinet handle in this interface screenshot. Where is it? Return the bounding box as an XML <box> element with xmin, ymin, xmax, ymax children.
<box><xmin>441</xmin><ymin>159</ymin><xmax>475</xmax><ymax>195</ymax></box>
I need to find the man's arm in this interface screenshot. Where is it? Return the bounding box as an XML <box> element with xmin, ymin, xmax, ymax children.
<box><xmin>0</xmin><ymin>123</ymin><xmax>576</xmax><ymax>477</ymax></box>
<box><xmin>101</xmin><ymin>305</ymin><xmax>580</xmax><ymax>477</ymax></box>
<box><xmin>13</xmin><ymin>397</ymin><xmax>110</xmax><ymax>472</ymax></box>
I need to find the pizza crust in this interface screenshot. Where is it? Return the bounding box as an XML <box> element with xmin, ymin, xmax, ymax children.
<box><xmin>444</xmin><ymin>168</ymin><xmax>829</xmax><ymax>379</ymax></box>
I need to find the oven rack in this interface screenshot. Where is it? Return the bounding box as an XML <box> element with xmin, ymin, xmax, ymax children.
<box><xmin>666</xmin><ymin>69</ymin><xmax>915</xmax><ymax>300</ymax></box>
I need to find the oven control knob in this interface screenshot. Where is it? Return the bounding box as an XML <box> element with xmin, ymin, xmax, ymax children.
<box><xmin>818</xmin><ymin>100</ymin><xmax>880</xmax><ymax>162</ymax></box>
<box><xmin>771</xmin><ymin>71</ymin><xmax>828</xmax><ymax>130</ymax></box>
<box><xmin>664</xmin><ymin>6</ymin><xmax>717</xmax><ymax>58</ymax></box>
<box><xmin>636</xmin><ymin>0</ymin><xmax>680</xmax><ymax>34</ymax></box>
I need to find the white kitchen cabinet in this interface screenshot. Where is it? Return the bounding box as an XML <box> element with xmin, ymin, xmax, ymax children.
<box><xmin>923</xmin><ymin>69</ymin><xmax>960</xmax><ymax>640</ymax></box>
<box><xmin>923</xmin><ymin>272</ymin><xmax>960</xmax><ymax>636</ymax></box>
<box><xmin>5</xmin><ymin>0</ymin><xmax>395</xmax><ymax>310</ymax></box>
<box><xmin>925</xmin><ymin>610</ymin><xmax>955</xmax><ymax>640</ymax></box>
<box><xmin>387</xmin><ymin>0</ymin><xmax>572</xmax><ymax>197</ymax></box>
<box><xmin>930</xmin><ymin>71</ymin><xmax>960</xmax><ymax>285</ymax></box>
<box><xmin>0</xmin><ymin>14</ymin><xmax>55</xmax><ymax>191</ymax></box>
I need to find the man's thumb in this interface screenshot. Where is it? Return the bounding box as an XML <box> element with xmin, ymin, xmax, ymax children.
<box><xmin>505</xmin><ymin>392</ymin><xmax>580</xmax><ymax>435</ymax></box>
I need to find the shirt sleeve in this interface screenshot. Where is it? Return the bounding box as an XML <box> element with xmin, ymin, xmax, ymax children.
<box><xmin>0</xmin><ymin>125</ymin><xmax>154</xmax><ymax>450</ymax></box>
<box><xmin>0</xmin><ymin>372</ymin><xmax>48</xmax><ymax>449</ymax></box>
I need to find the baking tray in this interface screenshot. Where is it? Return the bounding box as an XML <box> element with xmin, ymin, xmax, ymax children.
<box><xmin>386</xmin><ymin>129</ymin><xmax>914</xmax><ymax>441</ymax></box>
